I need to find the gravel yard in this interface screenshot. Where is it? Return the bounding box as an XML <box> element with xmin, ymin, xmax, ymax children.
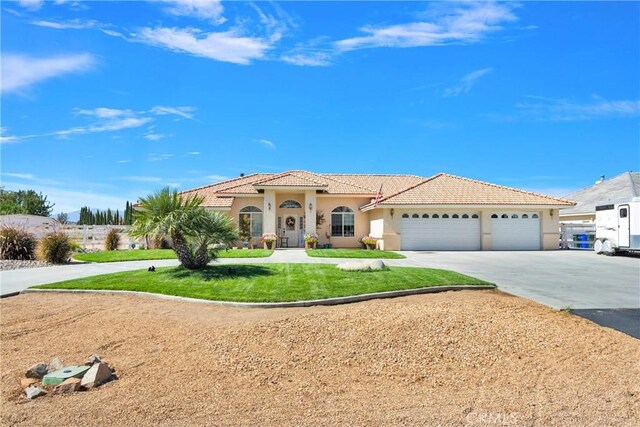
<box><xmin>0</xmin><ymin>260</ymin><xmax>52</xmax><ymax>271</ymax></box>
<box><xmin>1</xmin><ymin>291</ymin><xmax>638</xmax><ymax>426</ymax></box>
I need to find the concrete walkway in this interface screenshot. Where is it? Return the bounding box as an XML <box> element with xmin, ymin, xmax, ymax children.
<box><xmin>2</xmin><ymin>250</ymin><xmax>638</xmax><ymax>311</ymax></box>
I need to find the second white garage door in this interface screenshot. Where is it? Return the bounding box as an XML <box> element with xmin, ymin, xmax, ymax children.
<box><xmin>491</xmin><ymin>212</ymin><xmax>541</xmax><ymax>250</ymax></box>
<box><xmin>400</xmin><ymin>213</ymin><xmax>481</xmax><ymax>251</ymax></box>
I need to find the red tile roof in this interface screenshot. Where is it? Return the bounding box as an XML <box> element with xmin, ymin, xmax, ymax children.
<box><xmin>179</xmin><ymin>170</ymin><xmax>574</xmax><ymax>208</ymax></box>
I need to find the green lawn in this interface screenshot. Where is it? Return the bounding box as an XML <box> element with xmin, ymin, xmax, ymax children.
<box><xmin>306</xmin><ymin>249</ymin><xmax>406</xmax><ymax>259</ymax></box>
<box><xmin>33</xmin><ymin>264</ymin><xmax>492</xmax><ymax>303</ymax></box>
<box><xmin>73</xmin><ymin>249</ymin><xmax>273</xmax><ymax>263</ymax></box>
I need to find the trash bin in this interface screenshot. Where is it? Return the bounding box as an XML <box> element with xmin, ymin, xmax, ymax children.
<box><xmin>577</xmin><ymin>234</ymin><xmax>588</xmax><ymax>249</ymax></box>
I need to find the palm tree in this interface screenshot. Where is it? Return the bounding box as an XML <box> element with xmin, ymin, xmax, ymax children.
<box><xmin>129</xmin><ymin>187</ymin><xmax>238</xmax><ymax>269</ymax></box>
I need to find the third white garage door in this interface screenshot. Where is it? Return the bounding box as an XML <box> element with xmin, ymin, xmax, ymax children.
<box><xmin>400</xmin><ymin>212</ymin><xmax>481</xmax><ymax>251</ymax></box>
<box><xmin>491</xmin><ymin>212</ymin><xmax>541</xmax><ymax>250</ymax></box>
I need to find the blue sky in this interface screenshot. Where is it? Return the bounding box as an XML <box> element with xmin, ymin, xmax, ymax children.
<box><xmin>2</xmin><ymin>0</ymin><xmax>639</xmax><ymax>214</ymax></box>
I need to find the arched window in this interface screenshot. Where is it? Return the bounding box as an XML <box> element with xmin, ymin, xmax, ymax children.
<box><xmin>452</xmin><ymin>214</ymin><xmax>459</xmax><ymax>219</ymax></box>
<box><xmin>279</xmin><ymin>200</ymin><xmax>302</xmax><ymax>208</ymax></box>
<box><xmin>501</xmin><ymin>214</ymin><xmax>509</xmax><ymax>219</ymax></box>
<box><xmin>422</xmin><ymin>214</ymin><xmax>429</xmax><ymax>218</ymax></box>
<box><xmin>472</xmin><ymin>214</ymin><xmax>479</xmax><ymax>219</ymax></box>
<box><xmin>412</xmin><ymin>213</ymin><xmax>419</xmax><ymax>218</ymax></box>
<box><xmin>522</xmin><ymin>214</ymin><xmax>529</xmax><ymax>219</ymax></box>
<box><xmin>442</xmin><ymin>214</ymin><xmax>449</xmax><ymax>218</ymax></box>
<box><xmin>331</xmin><ymin>206</ymin><xmax>354</xmax><ymax>237</ymax></box>
<box><xmin>239</xmin><ymin>206</ymin><xmax>263</xmax><ymax>237</ymax></box>
<box><xmin>512</xmin><ymin>214</ymin><xmax>519</xmax><ymax>219</ymax></box>
<box><xmin>432</xmin><ymin>214</ymin><xmax>439</xmax><ymax>219</ymax></box>
<box><xmin>532</xmin><ymin>214</ymin><xmax>539</xmax><ymax>219</ymax></box>
<box><xmin>491</xmin><ymin>214</ymin><xmax>498</xmax><ymax>219</ymax></box>
<box><xmin>462</xmin><ymin>214</ymin><xmax>469</xmax><ymax>219</ymax></box>
<box><xmin>401</xmin><ymin>213</ymin><xmax>409</xmax><ymax>218</ymax></box>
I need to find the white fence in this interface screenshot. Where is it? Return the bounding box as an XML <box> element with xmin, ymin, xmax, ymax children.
<box><xmin>61</xmin><ymin>225</ymin><xmax>142</xmax><ymax>250</ymax></box>
<box><xmin>560</xmin><ymin>223</ymin><xmax>596</xmax><ymax>250</ymax></box>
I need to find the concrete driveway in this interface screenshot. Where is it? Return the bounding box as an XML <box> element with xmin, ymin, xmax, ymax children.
<box><xmin>393</xmin><ymin>250</ymin><xmax>639</xmax><ymax>310</ymax></box>
<box><xmin>2</xmin><ymin>250</ymin><xmax>638</xmax><ymax>310</ymax></box>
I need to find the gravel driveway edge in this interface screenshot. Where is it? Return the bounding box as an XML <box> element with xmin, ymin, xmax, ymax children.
<box><xmin>21</xmin><ymin>284</ymin><xmax>497</xmax><ymax>308</ymax></box>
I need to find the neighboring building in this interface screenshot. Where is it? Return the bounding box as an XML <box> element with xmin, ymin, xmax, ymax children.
<box><xmin>178</xmin><ymin>170</ymin><xmax>573</xmax><ymax>251</ymax></box>
<box><xmin>560</xmin><ymin>172</ymin><xmax>640</xmax><ymax>223</ymax></box>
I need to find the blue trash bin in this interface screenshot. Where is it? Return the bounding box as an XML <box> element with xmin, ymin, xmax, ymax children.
<box><xmin>577</xmin><ymin>234</ymin><xmax>588</xmax><ymax>249</ymax></box>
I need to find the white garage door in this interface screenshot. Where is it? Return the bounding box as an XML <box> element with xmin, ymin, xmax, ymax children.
<box><xmin>491</xmin><ymin>212</ymin><xmax>540</xmax><ymax>250</ymax></box>
<box><xmin>400</xmin><ymin>213</ymin><xmax>481</xmax><ymax>251</ymax></box>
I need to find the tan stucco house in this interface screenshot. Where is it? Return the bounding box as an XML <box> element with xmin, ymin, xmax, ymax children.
<box><xmin>180</xmin><ymin>170</ymin><xmax>574</xmax><ymax>251</ymax></box>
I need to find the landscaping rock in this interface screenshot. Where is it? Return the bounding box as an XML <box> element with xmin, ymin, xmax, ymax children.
<box><xmin>25</xmin><ymin>385</ymin><xmax>47</xmax><ymax>399</ymax></box>
<box><xmin>86</xmin><ymin>354</ymin><xmax>102</xmax><ymax>365</ymax></box>
<box><xmin>81</xmin><ymin>363</ymin><xmax>112</xmax><ymax>388</ymax></box>
<box><xmin>26</xmin><ymin>363</ymin><xmax>48</xmax><ymax>379</ymax></box>
<box><xmin>364</xmin><ymin>260</ymin><xmax>385</xmax><ymax>270</ymax></box>
<box><xmin>337</xmin><ymin>261</ymin><xmax>371</xmax><ymax>271</ymax></box>
<box><xmin>48</xmin><ymin>357</ymin><xmax>64</xmax><ymax>373</ymax></box>
<box><xmin>52</xmin><ymin>378</ymin><xmax>82</xmax><ymax>395</ymax></box>
<box><xmin>20</xmin><ymin>378</ymin><xmax>38</xmax><ymax>389</ymax></box>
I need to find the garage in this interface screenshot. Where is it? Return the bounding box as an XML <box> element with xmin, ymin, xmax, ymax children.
<box><xmin>400</xmin><ymin>212</ymin><xmax>481</xmax><ymax>251</ymax></box>
<box><xmin>491</xmin><ymin>212</ymin><xmax>541</xmax><ymax>250</ymax></box>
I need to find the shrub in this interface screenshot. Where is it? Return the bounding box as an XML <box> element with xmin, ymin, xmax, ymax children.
<box><xmin>304</xmin><ymin>233</ymin><xmax>319</xmax><ymax>244</ymax></box>
<box><xmin>105</xmin><ymin>228</ymin><xmax>121</xmax><ymax>251</ymax></box>
<box><xmin>0</xmin><ymin>225</ymin><xmax>37</xmax><ymax>260</ymax></box>
<box><xmin>261</xmin><ymin>233</ymin><xmax>277</xmax><ymax>243</ymax></box>
<box><xmin>38</xmin><ymin>231</ymin><xmax>72</xmax><ymax>264</ymax></box>
<box><xmin>361</xmin><ymin>236</ymin><xmax>378</xmax><ymax>246</ymax></box>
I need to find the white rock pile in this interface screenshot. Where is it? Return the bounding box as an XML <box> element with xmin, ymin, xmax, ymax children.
<box><xmin>20</xmin><ymin>354</ymin><xmax>116</xmax><ymax>400</ymax></box>
<box><xmin>336</xmin><ymin>259</ymin><xmax>385</xmax><ymax>271</ymax></box>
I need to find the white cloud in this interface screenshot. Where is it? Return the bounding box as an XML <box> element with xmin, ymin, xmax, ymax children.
<box><xmin>443</xmin><ymin>67</ymin><xmax>493</xmax><ymax>97</ymax></box>
<box><xmin>516</xmin><ymin>97</ymin><xmax>640</xmax><ymax>121</ymax></box>
<box><xmin>335</xmin><ymin>2</ymin><xmax>517</xmax><ymax>51</ymax></box>
<box><xmin>18</xmin><ymin>0</ymin><xmax>43</xmax><ymax>10</ymax></box>
<box><xmin>136</xmin><ymin>27</ymin><xmax>271</xmax><ymax>64</ymax></box>
<box><xmin>162</xmin><ymin>0</ymin><xmax>225</xmax><ymax>24</ymax></box>
<box><xmin>150</xmin><ymin>105</ymin><xmax>196</xmax><ymax>120</ymax></box>
<box><xmin>206</xmin><ymin>175</ymin><xmax>230</xmax><ymax>182</ymax></box>
<box><xmin>31</xmin><ymin>19</ymin><xmax>98</xmax><ymax>30</ymax></box>
<box><xmin>0</xmin><ymin>127</ymin><xmax>19</xmax><ymax>144</ymax></box>
<box><xmin>2</xmin><ymin>172</ymin><xmax>36</xmax><ymax>180</ymax></box>
<box><xmin>1</xmin><ymin>53</ymin><xmax>96</xmax><ymax>93</ymax></box>
<box><xmin>165</xmin><ymin>182</ymin><xmax>181</xmax><ymax>188</ymax></box>
<box><xmin>144</xmin><ymin>132</ymin><xmax>166</xmax><ymax>141</ymax></box>
<box><xmin>77</xmin><ymin>107</ymin><xmax>133</xmax><ymax>118</ymax></box>
<box><xmin>116</xmin><ymin>160</ymin><xmax>131</xmax><ymax>164</ymax></box>
<box><xmin>148</xmin><ymin>153</ymin><xmax>173</xmax><ymax>162</ymax></box>
<box><xmin>281</xmin><ymin>51</ymin><xmax>332</xmax><ymax>67</ymax></box>
<box><xmin>187</xmin><ymin>151</ymin><xmax>200</xmax><ymax>155</ymax></box>
<box><xmin>258</xmin><ymin>139</ymin><xmax>276</xmax><ymax>149</ymax></box>
<box><xmin>121</xmin><ymin>176</ymin><xmax>163</xmax><ymax>183</ymax></box>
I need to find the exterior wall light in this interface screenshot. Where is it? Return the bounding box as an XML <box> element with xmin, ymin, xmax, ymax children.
<box><xmin>309</xmin><ymin>203</ymin><xmax>313</xmax><ymax>211</ymax></box>
<box><xmin>268</xmin><ymin>202</ymin><xmax>271</xmax><ymax>211</ymax></box>
<box><xmin>390</xmin><ymin>208</ymin><xmax>394</xmax><ymax>218</ymax></box>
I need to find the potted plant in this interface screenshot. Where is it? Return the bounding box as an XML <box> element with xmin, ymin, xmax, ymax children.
<box><xmin>361</xmin><ymin>236</ymin><xmax>378</xmax><ymax>250</ymax></box>
<box><xmin>304</xmin><ymin>233</ymin><xmax>318</xmax><ymax>249</ymax></box>
<box><xmin>261</xmin><ymin>233</ymin><xmax>277</xmax><ymax>250</ymax></box>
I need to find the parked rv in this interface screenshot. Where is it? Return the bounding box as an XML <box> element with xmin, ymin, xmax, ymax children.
<box><xmin>594</xmin><ymin>198</ymin><xmax>640</xmax><ymax>254</ymax></box>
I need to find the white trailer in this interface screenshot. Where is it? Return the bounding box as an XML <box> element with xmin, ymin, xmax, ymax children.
<box><xmin>594</xmin><ymin>197</ymin><xmax>640</xmax><ymax>254</ymax></box>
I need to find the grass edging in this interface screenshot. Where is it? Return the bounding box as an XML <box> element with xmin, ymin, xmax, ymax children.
<box><xmin>22</xmin><ymin>284</ymin><xmax>496</xmax><ymax>308</ymax></box>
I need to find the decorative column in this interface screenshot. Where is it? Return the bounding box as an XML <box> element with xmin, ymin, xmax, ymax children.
<box><xmin>263</xmin><ymin>190</ymin><xmax>276</xmax><ymax>234</ymax></box>
<box><xmin>304</xmin><ymin>190</ymin><xmax>317</xmax><ymax>234</ymax></box>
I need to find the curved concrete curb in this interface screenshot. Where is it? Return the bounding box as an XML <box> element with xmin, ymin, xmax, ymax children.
<box><xmin>21</xmin><ymin>284</ymin><xmax>496</xmax><ymax>308</ymax></box>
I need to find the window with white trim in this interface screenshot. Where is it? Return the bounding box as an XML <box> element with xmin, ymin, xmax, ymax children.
<box><xmin>331</xmin><ymin>206</ymin><xmax>355</xmax><ymax>237</ymax></box>
<box><xmin>279</xmin><ymin>200</ymin><xmax>302</xmax><ymax>208</ymax></box>
<box><xmin>239</xmin><ymin>206</ymin><xmax>263</xmax><ymax>237</ymax></box>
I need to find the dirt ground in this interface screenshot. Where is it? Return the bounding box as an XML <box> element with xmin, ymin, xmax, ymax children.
<box><xmin>1</xmin><ymin>290</ymin><xmax>638</xmax><ymax>426</ymax></box>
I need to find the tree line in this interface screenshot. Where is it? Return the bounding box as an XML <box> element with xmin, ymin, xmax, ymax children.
<box><xmin>77</xmin><ymin>202</ymin><xmax>134</xmax><ymax>225</ymax></box>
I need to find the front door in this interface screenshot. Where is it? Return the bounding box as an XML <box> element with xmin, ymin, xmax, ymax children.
<box><xmin>618</xmin><ymin>205</ymin><xmax>630</xmax><ymax>247</ymax></box>
<box><xmin>283</xmin><ymin>215</ymin><xmax>300</xmax><ymax>247</ymax></box>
